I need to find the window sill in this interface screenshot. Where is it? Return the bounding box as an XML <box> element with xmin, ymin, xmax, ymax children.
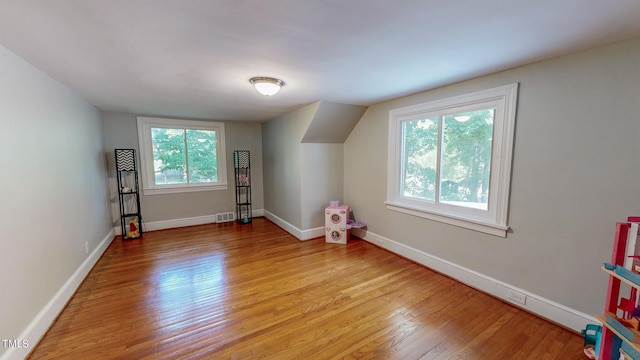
<box><xmin>385</xmin><ymin>201</ymin><xmax>509</xmax><ymax>237</ymax></box>
<box><xmin>142</xmin><ymin>184</ymin><xmax>228</xmax><ymax>196</ymax></box>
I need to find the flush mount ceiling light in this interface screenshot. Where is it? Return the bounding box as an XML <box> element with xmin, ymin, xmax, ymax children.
<box><xmin>249</xmin><ymin>77</ymin><xmax>285</xmax><ymax>96</ymax></box>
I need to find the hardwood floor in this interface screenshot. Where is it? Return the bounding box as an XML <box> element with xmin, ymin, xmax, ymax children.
<box><xmin>29</xmin><ymin>218</ymin><xmax>586</xmax><ymax>359</ymax></box>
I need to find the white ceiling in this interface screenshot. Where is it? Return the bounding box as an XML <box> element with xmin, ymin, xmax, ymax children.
<box><xmin>1</xmin><ymin>1</ymin><xmax>640</xmax><ymax>122</ymax></box>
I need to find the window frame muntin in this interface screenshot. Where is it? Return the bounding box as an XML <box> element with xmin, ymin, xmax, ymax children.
<box><xmin>386</xmin><ymin>83</ymin><xmax>518</xmax><ymax>237</ymax></box>
<box><xmin>137</xmin><ymin>116</ymin><xmax>228</xmax><ymax>195</ymax></box>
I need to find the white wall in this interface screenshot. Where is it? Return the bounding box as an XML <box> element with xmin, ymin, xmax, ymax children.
<box><xmin>300</xmin><ymin>143</ymin><xmax>343</xmax><ymax>229</ymax></box>
<box><xmin>262</xmin><ymin>103</ymin><xmax>318</xmax><ymax>230</ymax></box>
<box><xmin>0</xmin><ymin>44</ymin><xmax>112</xmax><ymax>358</ymax></box>
<box><xmin>262</xmin><ymin>102</ymin><xmax>347</xmax><ymax>237</ymax></box>
<box><xmin>344</xmin><ymin>37</ymin><xmax>640</xmax><ymax>329</ymax></box>
<box><xmin>102</xmin><ymin>112</ymin><xmax>265</xmax><ymax>228</ymax></box>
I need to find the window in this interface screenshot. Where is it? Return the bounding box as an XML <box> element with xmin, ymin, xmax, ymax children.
<box><xmin>137</xmin><ymin>117</ymin><xmax>227</xmax><ymax>195</ymax></box>
<box><xmin>386</xmin><ymin>83</ymin><xmax>518</xmax><ymax>237</ymax></box>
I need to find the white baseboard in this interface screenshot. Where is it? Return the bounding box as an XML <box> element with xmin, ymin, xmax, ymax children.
<box><xmin>1</xmin><ymin>229</ymin><xmax>115</xmax><ymax>360</ymax></box>
<box><xmin>263</xmin><ymin>210</ymin><xmax>324</xmax><ymax>241</ymax></box>
<box><xmin>113</xmin><ymin>209</ymin><xmax>266</xmax><ymax>234</ymax></box>
<box><xmin>302</xmin><ymin>226</ymin><xmax>324</xmax><ymax>241</ymax></box>
<box><xmin>143</xmin><ymin>214</ymin><xmax>217</xmax><ymax>232</ymax></box>
<box><xmin>352</xmin><ymin>228</ymin><xmax>597</xmax><ymax>333</ymax></box>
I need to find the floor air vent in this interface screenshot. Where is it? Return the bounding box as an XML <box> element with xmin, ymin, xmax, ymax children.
<box><xmin>216</xmin><ymin>212</ymin><xmax>235</xmax><ymax>223</ymax></box>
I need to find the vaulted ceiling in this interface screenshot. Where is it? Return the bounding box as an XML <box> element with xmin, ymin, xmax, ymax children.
<box><xmin>1</xmin><ymin>1</ymin><xmax>640</xmax><ymax>121</ymax></box>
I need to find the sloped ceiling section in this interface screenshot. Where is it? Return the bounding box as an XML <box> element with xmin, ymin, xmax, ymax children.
<box><xmin>301</xmin><ymin>102</ymin><xmax>368</xmax><ymax>143</ymax></box>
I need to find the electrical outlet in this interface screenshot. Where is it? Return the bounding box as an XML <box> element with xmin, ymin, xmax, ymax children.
<box><xmin>85</xmin><ymin>241</ymin><xmax>89</xmax><ymax>254</ymax></box>
<box><xmin>507</xmin><ymin>289</ymin><xmax>527</xmax><ymax>305</ymax></box>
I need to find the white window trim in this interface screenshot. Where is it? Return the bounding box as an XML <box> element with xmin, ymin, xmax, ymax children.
<box><xmin>386</xmin><ymin>83</ymin><xmax>518</xmax><ymax>237</ymax></box>
<box><xmin>137</xmin><ymin>116</ymin><xmax>228</xmax><ymax>195</ymax></box>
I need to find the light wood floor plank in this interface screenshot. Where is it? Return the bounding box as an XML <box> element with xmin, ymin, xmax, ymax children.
<box><xmin>28</xmin><ymin>218</ymin><xmax>586</xmax><ymax>359</ymax></box>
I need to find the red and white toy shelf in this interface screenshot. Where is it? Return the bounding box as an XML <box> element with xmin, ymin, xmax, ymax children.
<box><xmin>325</xmin><ymin>202</ymin><xmax>350</xmax><ymax>244</ymax></box>
<box><xmin>598</xmin><ymin>216</ymin><xmax>640</xmax><ymax>359</ymax></box>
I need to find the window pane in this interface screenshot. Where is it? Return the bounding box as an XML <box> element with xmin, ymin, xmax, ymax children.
<box><xmin>186</xmin><ymin>129</ymin><xmax>218</xmax><ymax>183</ymax></box>
<box><xmin>151</xmin><ymin>128</ymin><xmax>187</xmax><ymax>184</ymax></box>
<box><xmin>439</xmin><ymin>109</ymin><xmax>494</xmax><ymax>210</ymax></box>
<box><xmin>401</xmin><ymin>118</ymin><xmax>438</xmax><ymax>201</ymax></box>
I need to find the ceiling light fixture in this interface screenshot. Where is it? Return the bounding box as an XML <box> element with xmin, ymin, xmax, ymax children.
<box><xmin>249</xmin><ymin>77</ymin><xmax>285</xmax><ymax>96</ymax></box>
<box><xmin>453</xmin><ymin>115</ymin><xmax>471</xmax><ymax>122</ymax></box>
